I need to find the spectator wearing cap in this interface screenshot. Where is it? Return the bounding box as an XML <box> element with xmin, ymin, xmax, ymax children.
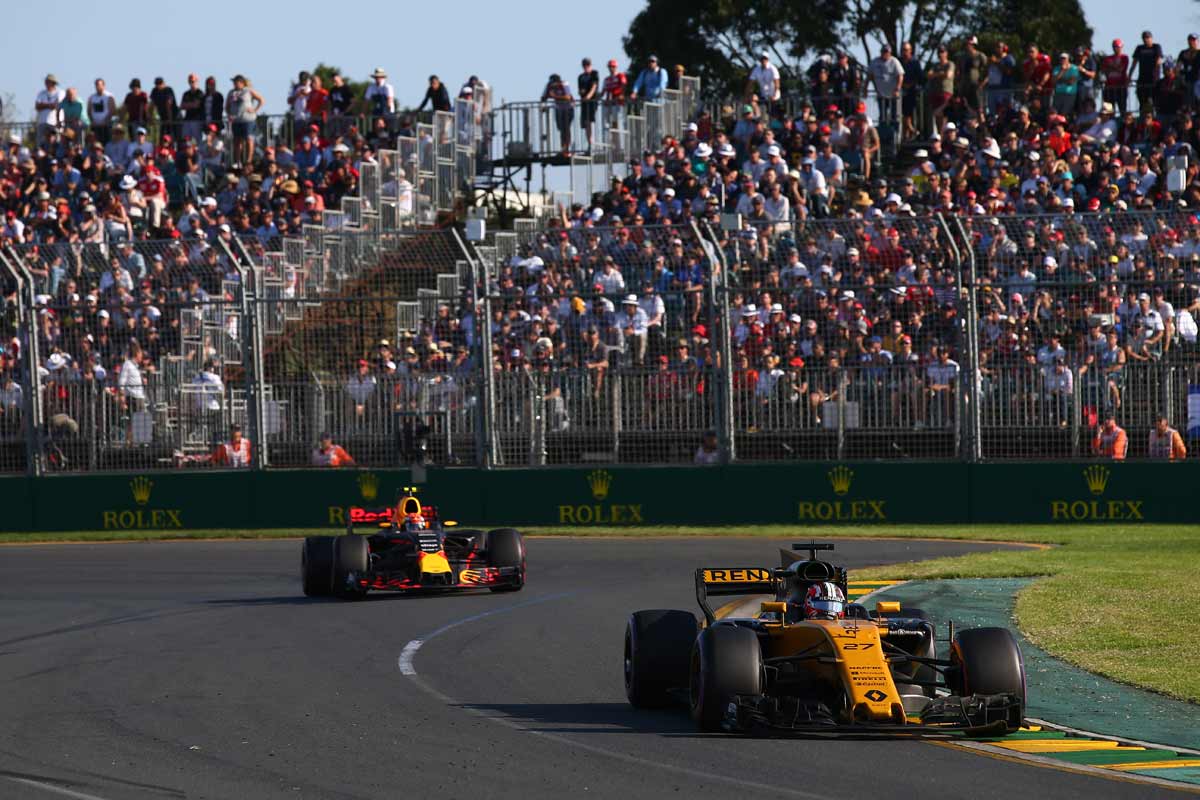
<box><xmin>346</xmin><ymin>358</ymin><xmax>377</xmax><ymax>426</ymax></box>
<box><xmin>1051</xmin><ymin>51</ymin><xmax>1080</xmax><ymax>115</ymax></box>
<box><xmin>150</xmin><ymin>77</ymin><xmax>177</xmax><ymax>140</ymax></box>
<box><xmin>868</xmin><ymin>44</ymin><xmax>904</xmax><ymax>125</ymax></box>
<box><xmin>312</xmin><ymin>431</ymin><xmax>355</xmax><ymax>467</ymax></box>
<box><xmin>1099</xmin><ymin>39</ymin><xmax>1130</xmax><ymax>115</ymax></box>
<box><xmin>602</xmin><ymin>58</ymin><xmax>628</xmax><ymax>108</ymax></box>
<box><xmin>748</xmin><ymin>51</ymin><xmax>782</xmax><ymax>110</ymax></box>
<box><xmin>541</xmin><ymin>73</ymin><xmax>575</xmax><ymax>155</ymax></box>
<box><xmin>630</xmin><ymin>55</ymin><xmax>667</xmax><ymax>102</ymax></box>
<box><xmin>956</xmin><ymin>35</ymin><xmax>987</xmax><ymax>115</ymax></box>
<box><xmin>35</xmin><ymin>74</ymin><xmax>65</xmax><ymax>148</ymax></box>
<box><xmin>1130</xmin><ymin>30</ymin><xmax>1163</xmax><ymax>112</ymax></box>
<box><xmin>619</xmin><ymin>294</ymin><xmax>649</xmax><ymax>365</ymax></box>
<box><xmin>225</xmin><ymin>74</ymin><xmax>264</xmax><ymax>166</ymax></box>
<box><xmin>578</xmin><ymin>58</ymin><xmax>600</xmax><ymax>150</ymax></box>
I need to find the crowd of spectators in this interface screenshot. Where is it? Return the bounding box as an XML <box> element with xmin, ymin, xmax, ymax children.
<box><xmin>6</xmin><ymin>31</ymin><xmax>1200</xmax><ymax>465</ymax></box>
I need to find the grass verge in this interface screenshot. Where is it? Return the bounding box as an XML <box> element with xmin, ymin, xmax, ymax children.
<box><xmin>3</xmin><ymin>523</ymin><xmax>1196</xmax><ymax>704</ymax></box>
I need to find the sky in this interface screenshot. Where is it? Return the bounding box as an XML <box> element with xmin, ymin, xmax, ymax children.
<box><xmin>3</xmin><ymin>0</ymin><xmax>1199</xmax><ymax>119</ymax></box>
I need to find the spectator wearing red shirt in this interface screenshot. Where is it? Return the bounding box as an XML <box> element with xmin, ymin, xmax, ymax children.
<box><xmin>312</xmin><ymin>432</ymin><xmax>354</xmax><ymax>467</ymax></box>
<box><xmin>1022</xmin><ymin>45</ymin><xmax>1053</xmax><ymax>102</ymax></box>
<box><xmin>138</xmin><ymin>164</ymin><xmax>167</xmax><ymax>228</ymax></box>
<box><xmin>306</xmin><ymin>75</ymin><xmax>330</xmax><ymax>126</ymax></box>
<box><xmin>1100</xmin><ymin>40</ymin><xmax>1130</xmax><ymax>114</ymax></box>
<box><xmin>602</xmin><ymin>59</ymin><xmax>628</xmax><ymax>106</ymax></box>
<box><xmin>123</xmin><ymin>78</ymin><xmax>150</xmax><ymax>127</ymax></box>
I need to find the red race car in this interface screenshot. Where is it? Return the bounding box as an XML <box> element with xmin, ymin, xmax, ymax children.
<box><xmin>301</xmin><ymin>488</ymin><xmax>525</xmax><ymax>599</ymax></box>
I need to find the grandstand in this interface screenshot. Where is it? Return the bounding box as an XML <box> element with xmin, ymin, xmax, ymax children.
<box><xmin>3</xmin><ymin>36</ymin><xmax>1200</xmax><ymax>475</ymax></box>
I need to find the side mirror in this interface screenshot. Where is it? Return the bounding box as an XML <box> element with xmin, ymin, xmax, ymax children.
<box><xmin>875</xmin><ymin>601</ymin><xmax>901</xmax><ymax>615</ymax></box>
<box><xmin>760</xmin><ymin>601</ymin><xmax>787</xmax><ymax>616</ymax></box>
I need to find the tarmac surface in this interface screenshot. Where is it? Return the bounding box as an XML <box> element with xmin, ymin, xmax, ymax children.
<box><xmin>0</xmin><ymin>537</ymin><xmax>1179</xmax><ymax>799</ymax></box>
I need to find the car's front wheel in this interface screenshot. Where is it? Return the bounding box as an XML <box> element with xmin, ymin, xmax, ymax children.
<box><xmin>301</xmin><ymin>536</ymin><xmax>334</xmax><ymax>597</ymax></box>
<box><xmin>689</xmin><ymin>625</ymin><xmax>763</xmax><ymax>732</ymax></box>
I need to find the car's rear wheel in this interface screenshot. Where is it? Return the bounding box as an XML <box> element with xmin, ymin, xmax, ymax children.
<box><xmin>689</xmin><ymin>624</ymin><xmax>763</xmax><ymax>732</ymax></box>
<box><xmin>950</xmin><ymin>627</ymin><xmax>1026</xmax><ymax>730</ymax></box>
<box><xmin>624</xmin><ymin>610</ymin><xmax>698</xmax><ymax>708</ymax></box>
<box><xmin>301</xmin><ymin>536</ymin><xmax>334</xmax><ymax>597</ymax></box>
<box><xmin>332</xmin><ymin>535</ymin><xmax>369</xmax><ymax>599</ymax></box>
<box><xmin>486</xmin><ymin>528</ymin><xmax>524</xmax><ymax>592</ymax></box>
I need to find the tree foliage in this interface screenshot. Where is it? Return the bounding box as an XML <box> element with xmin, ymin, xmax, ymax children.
<box><xmin>622</xmin><ymin>0</ymin><xmax>847</xmax><ymax>98</ymax></box>
<box><xmin>624</xmin><ymin>0</ymin><xmax>1093</xmax><ymax>96</ymax></box>
<box><xmin>309</xmin><ymin>63</ymin><xmax>368</xmax><ymax>100</ymax></box>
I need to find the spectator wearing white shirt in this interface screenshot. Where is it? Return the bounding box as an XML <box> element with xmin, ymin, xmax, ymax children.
<box><xmin>762</xmin><ymin>182</ymin><xmax>791</xmax><ymax>229</ymax></box>
<box><xmin>798</xmin><ymin>159</ymin><xmax>829</xmax><ymax>217</ymax></box>
<box><xmin>868</xmin><ymin>44</ymin><xmax>904</xmax><ymax>124</ymax></box>
<box><xmin>747</xmin><ymin>53</ymin><xmax>781</xmax><ymax>109</ymax></box>
<box><xmin>193</xmin><ymin>360</ymin><xmax>224</xmax><ymax>442</ymax></box>
<box><xmin>619</xmin><ymin>295</ymin><xmax>650</xmax><ymax>365</ymax></box>
<box><xmin>118</xmin><ymin>342</ymin><xmax>147</xmax><ymax>411</ymax></box>
<box><xmin>35</xmin><ymin>74</ymin><xmax>65</xmax><ymax>148</ymax></box>
<box><xmin>87</xmin><ymin>77</ymin><xmax>118</xmax><ymax>144</ymax></box>
<box><xmin>593</xmin><ymin>257</ymin><xmax>625</xmax><ymax>295</ymax></box>
<box><xmin>0</xmin><ymin>373</ymin><xmax>22</xmax><ymax>434</ymax></box>
<box><xmin>1079</xmin><ymin>102</ymin><xmax>1118</xmax><ymax>145</ymax></box>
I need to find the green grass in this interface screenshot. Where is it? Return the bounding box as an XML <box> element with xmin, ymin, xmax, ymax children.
<box><xmin>4</xmin><ymin>523</ymin><xmax>1197</xmax><ymax>705</ymax></box>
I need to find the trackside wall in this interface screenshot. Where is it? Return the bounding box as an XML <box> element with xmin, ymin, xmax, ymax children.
<box><xmin>0</xmin><ymin>462</ymin><xmax>1193</xmax><ymax>532</ymax></box>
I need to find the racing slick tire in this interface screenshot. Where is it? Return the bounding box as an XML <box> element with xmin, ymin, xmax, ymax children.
<box><xmin>624</xmin><ymin>610</ymin><xmax>699</xmax><ymax>708</ymax></box>
<box><xmin>332</xmin><ymin>534</ymin><xmax>369</xmax><ymax>599</ymax></box>
<box><xmin>486</xmin><ymin>528</ymin><xmax>525</xmax><ymax>593</ymax></box>
<box><xmin>690</xmin><ymin>624</ymin><xmax>763</xmax><ymax>732</ymax></box>
<box><xmin>302</xmin><ymin>536</ymin><xmax>335</xmax><ymax>597</ymax></box>
<box><xmin>950</xmin><ymin>627</ymin><xmax>1026</xmax><ymax>729</ymax></box>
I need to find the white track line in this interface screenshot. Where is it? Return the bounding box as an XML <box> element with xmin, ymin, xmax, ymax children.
<box><xmin>4</xmin><ymin>776</ymin><xmax>114</xmax><ymax>800</ymax></box>
<box><xmin>397</xmin><ymin>591</ymin><xmax>833</xmax><ymax>800</ymax></box>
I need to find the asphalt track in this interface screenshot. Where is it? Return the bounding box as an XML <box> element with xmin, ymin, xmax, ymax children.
<box><xmin>0</xmin><ymin>537</ymin><xmax>1179</xmax><ymax>800</ymax></box>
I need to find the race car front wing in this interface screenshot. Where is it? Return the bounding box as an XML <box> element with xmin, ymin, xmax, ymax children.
<box><xmin>724</xmin><ymin>691</ymin><xmax>1023</xmax><ymax>737</ymax></box>
<box><xmin>348</xmin><ymin>565</ymin><xmax>523</xmax><ymax>592</ymax></box>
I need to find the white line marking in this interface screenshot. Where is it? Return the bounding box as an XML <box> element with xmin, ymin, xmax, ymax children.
<box><xmin>397</xmin><ymin>591</ymin><xmax>833</xmax><ymax>800</ymax></box>
<box><xmin>4</xmin><ymin>776</ymin><xmax>115</xmax><ymax>800</ymax></box>
<box><xmin>397</xmin><ymin>591</ymin><xmax>575</xmax><ymax>677</ymax></box>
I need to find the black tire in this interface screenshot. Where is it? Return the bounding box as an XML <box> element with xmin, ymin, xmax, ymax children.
<box><xmin>332</xmin><ymin>535</ymin><xmax>369</xmax><ymax>599</ymax></box>
<box><xmin>301</xmin><ymin>536</ymin><xmax>334</xmax><ymax>597</ymax></box>
<box><xmin>951</xmin><ymin>627</ymin><xmax>1026</xmax><ymax>727</ymax></box>
<box><xmin>486</xmin><ymin>528</ymin><xmax>525</xmax><ymax>593</ymax></box>
<box><xmin>624</xmin><ymin>610</ymin><xmax>699</xmax><ymax>708</ymax></box>
<box><xmin>689</xmin><ymin>625</ymin><xmax>763</xmax><ymax>731</ymax></box>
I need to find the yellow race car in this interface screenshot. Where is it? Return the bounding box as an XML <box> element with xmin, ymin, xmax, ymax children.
<box><xmin>623</xmin><ymin>542</ymin><xmax>1025</xmax><ymax>735</ymax></box>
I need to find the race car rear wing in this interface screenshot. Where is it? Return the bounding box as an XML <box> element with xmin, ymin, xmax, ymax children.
<box><xmin>695</xmin><ymin>567</ymin><xmax>781</xmax><ymax>624</ymax></box>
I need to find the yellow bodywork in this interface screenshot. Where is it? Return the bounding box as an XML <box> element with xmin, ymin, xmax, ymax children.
<box><xmin>418</xmin><ymin>551</ymin><xmax>452</xmax><ymax>574</ymax></box>
<box><xmin>756</xmin><ymin>611</ymin><xmax>906</xmax><ymax>724</ymax></box>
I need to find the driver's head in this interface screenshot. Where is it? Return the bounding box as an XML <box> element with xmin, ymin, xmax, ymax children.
<box><xmin>403</xmin><ymin>512</ymin><xmax>426</xmax><ymax>531</ymax></box>
<box><xmin>803</xmin><ymin>582</ymin><xmax>847</xmax><ymax>620</ymax></box>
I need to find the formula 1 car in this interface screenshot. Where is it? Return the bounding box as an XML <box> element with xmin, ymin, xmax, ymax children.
<box><xmin>623</xmin><ymin>542</ymin><xmax>1025</xmax><ymax>735</ymax></box>
<box><xmin>301</xmin><ymin>488</ymin><xmax>525</xmax><ymax>599</ymax></box>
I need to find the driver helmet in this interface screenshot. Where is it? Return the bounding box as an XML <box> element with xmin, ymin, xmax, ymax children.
<box><xmin>402</xmin><ymin>512</ymin><xmax>426</xmax><ymax>532</ymax></box>
<box><xmin>803</xmin><ymin>582</ymin><xmax>847</xmax><ymax>619</ymax></box>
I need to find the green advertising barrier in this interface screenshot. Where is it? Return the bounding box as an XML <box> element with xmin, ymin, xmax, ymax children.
<box><xmin>2</xmin><ymin>461</ymin><xmax>1197</xmax><ymax>532</ymax></box>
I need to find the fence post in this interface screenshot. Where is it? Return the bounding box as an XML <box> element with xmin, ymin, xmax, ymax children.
<box><xmin>697</xmin><ymin>221</ymin><xmax>735</xmax><ymax>462</ymax></box>
<box><xmin>450</xmin><ymin>227</ymin><xmax>497</xmax><ymax>467</ymax></box>
<box><xmin>1</xmin><ymin>246</ymin><xmax>43</xmax><ymax>476</ymax></box>
<box><xmin>222</xmin><ymin>238</ymin><xmax>267</xmax><ymax>468</ymax></box>
<box><xmin>942</xmin><ymin>215</ymin><xmax>980</xmax><ymax>462</ymax></box>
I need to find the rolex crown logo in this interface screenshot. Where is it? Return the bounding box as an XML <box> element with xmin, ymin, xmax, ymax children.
<box><xmin>587</xmin><ymin>469</ymin><xmax>612</xmax><ymax>501</ymax></box>
<box><xmin>1083</xmin><ymin>465</ymin><xmax>1110</xmax><ymax>496</ymax></box>
<box><xmin>828</xmin><ymin>466</ymin><xmax>854</xmax><ymax>496</ymax></box>
<box><xmin>130</xmin><ymin>476</ymin><xmax>154</xmax><ymax>506</ymax></box>
<box><xmin>358</xmin><ymin>472</ymin><xmax>379</xmax><ymax>502</ymax></box>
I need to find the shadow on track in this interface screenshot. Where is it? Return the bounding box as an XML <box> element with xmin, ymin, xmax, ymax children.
<box><xmin>201</xmin><ymin>590</ymin><xmax>507</xmax><ymax>607</ymax></box>
<box><xmin>456</xmin><ymin>702</ymin><xmax>715</xmax><ymax>737</ymax></box>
